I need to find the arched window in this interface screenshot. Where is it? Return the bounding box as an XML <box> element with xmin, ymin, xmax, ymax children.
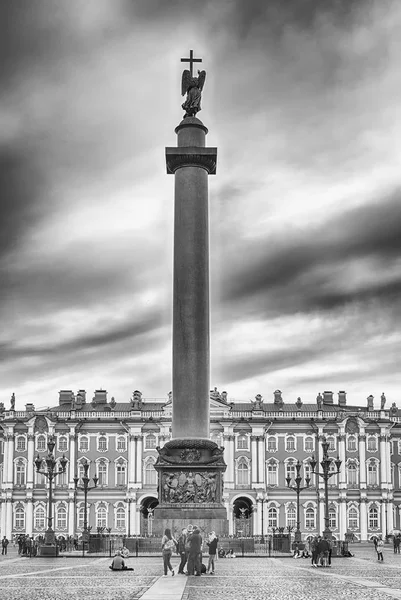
<box><xmin>96</xmin><ymin>504</ymin><xmax>108</xmax><ymax>528</ymax></box>
<box><xmin>77</xmin><ymin>460</ymin><xmax>87</xmax><ymax>485</ymax></box>
<box><xmin>237</xmin><ymin>460</ymin><xmax>249</xmax><ymax>486</ymax></box>
<box><xmin>304</xmin><ymin>436</ymin><xmax>314</xmax><ymax>452</ymax></box>
<box><xmin>305</xmin><ymin>507</ymin><xmax>315</xmax><ymax>529</ymax></box>
<box><xmin>368</xmin><ymin>461</ymin><xmax>378</xmax><ymax>485</ymax></box>
<box><xmin>237</xmin><ymin>435</ymin><xmax>248</xmax><ymax>450</ymax></box>
<box><xmin>347</xmin><ymin>463</ymin><xmax>358</xmax><ymax>485</ymax></box>
<box><xmin>369</xmin><ymin>506</ymin><xmax>379</xmax><ymax>528</ymax></box>
<box><xmin>116</xmin><ymin>460</ymin><xmax>127</xmax><ymax>486</ymax></box>
<box><xmin>267</xmin><ymin>460</ymin><xmax>278</xmax><ymax>486</ymax></box>
<box><xmin>367</xmin><ymin>436</ymin><xmax>377</xmax><ymax>452</ymax></box>
<box><xmin>144</xmin><ymin>459</ymin><xmax>157</xmax><ymax>485</ymax></box>
<box><xmin>329</xmin><ymin>506</ymin><xmax>337</xmax><ymax>529</ymax></box>
<box><xmin>268</xmin><ymin>507</ymin><xmax>278</xmax><ymax>528</ymax></box>
<box><xmin>347</xmin><ymin>435</ymin><xmax>357</xmax><ymax>451</ymax></box>
<box><xmin>15</xmin><ymin>504</ymin><xmax>25</xmax><ymax>529</ymax></box>
<box><xmin>37</xmin><ymin>435</ymin><xmax>47</xmax><ymax>452</ymax></box>
<box><xmin>16</xmin><ymin>436</ymin><xmax>26</xmax><ymax>452</ymax></box>
<box><xmin>58</xmin><ymin>436</ymin><xmax>68</xmax><ymax>452</ymax></box>
<box><xmin>145</xmin><ymin>434</ymin><xmax>157</xmax><ymax>450</ymax></box>
<box><xmin>285</xmin><ymin>460</ymin><xmax>296</xmax><ymax>482</ymax></box>
<box><xmin>267</xmin><ymin>437</ymin><xmax>277</xmax><ymax>452</ymax></box>
<box><xmin>56</xmin><ymin>460</ymin><xmax>68</xmax><ymax>486</ymax></box>
<box><xmin>97</xmin><ymin>460</ymin><xmax>108</xmax><ymax>486</ymax></box>
<box><xmin>286</xmin><ymin>505</ymin><xmax>296</xmax><ymax>528</ymax></box>
<box><xmin>79</xmin><ymin>436</ymin><xmax>89</xmax><ymax>452</ymax></box>
<box><xmin>15</xmin><ymin>460</ymin><xmax>26</xmax><ymax>485</ymax></box>
<box><xmin>117</xmin><ymin>436</ymin><xmax>126</xmax><ymax>452</ymax></box>
<box><xmin>57</xmin><ymin>505</ymin><xmax>67</xmax><ymax>529</ymax></box>
<box><xmin>34</xmin><ymin>505</ymin><xmax>46</xmax><ymax>530</ymax></box>
<box><xmin>286</xmin><ymin>436</ymin><xmax>296</xmax><ymax>451</ymax></box>
<box><xmin>98</xmin><ymin>436</ymin><xmax>107</xmax><ymax>452</ymax></box>
<box><xmin>348</xmin><ymin>506</ymin><xmax>359</xmax><ymax>528</ymax></box>
<box><xmin>115</xmin><ymin>504</ymin><xmax>126</xmax><ymax>529</ymax></box>
<box><xmin>328</xmin><ymin>460</ymin><xmax>339</xmax><ymax>486</ymax></box>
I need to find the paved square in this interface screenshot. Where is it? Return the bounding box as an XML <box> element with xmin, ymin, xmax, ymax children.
<box><xmin>2</xmin><ymin>545</ymin><xmax>401</xmax><ymax>600</ymax></box>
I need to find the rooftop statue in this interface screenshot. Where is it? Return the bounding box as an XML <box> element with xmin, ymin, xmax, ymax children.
<box><xmin>180</xmin><ymin>49</ymin><xmax>206</xmax><ymax>119</ymax></box>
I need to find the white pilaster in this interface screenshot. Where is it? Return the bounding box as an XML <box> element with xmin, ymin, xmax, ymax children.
<box><xmin>26</xmin><ymin>499</ymin><xmax>33</xmax><ymax>536</ymax></box>
<box><xmin>360</xmin><ymin>500</ymin><xmax>367</xmax><ymax>541</ymax></box>
<box><xmin>380</xmin><ymin>432</ymin><xmax>387</xmax><ymax>487</ymax></box>
<box><xmin>387</xmin><ymin>499</ymin><xmax>394</xmax><ymax>534</ymax></box>
<box><xmin>359</xmin><ymin>434</ymin><xmax>366</xmax><ymax>488</ymax></box>
<box><xmin>339</xmin><ymin>499</ymin><xmax>347</xmax><ymax>539</ymax></box>
<box><xmin>128</xmin><ymin>434</ymin><xmax>136</xmax><ymax>486</ymax></box>
<box><xmin>251</xmin><ymin>436</ymin><xmax>258</xmax><ymax>486</ymax></box>
<box><xmin>387</xmin><ymin>437</ymin><xmax>393</xmax><ymax>490</ymax></box>
<box><xmin>6</xmin><ymin>501</ymin><xmax>12</xmax><ymax>539</ymax></box>
<box><xmin>68</xmin><ymin>428</ymin><xmax>76</xmax><ymax>485</ymax></box>
<box><xmin>258</xmin><ymin>438</ymin><xmax>265</xmax><ymax>484</ymax></box>
<box><xmin>7</xmin><ymin>432</ymin><xmax>15</xmax><ymax>485</ymax></box>
<box><xmin>68</xmin><ymin>497</ymin><xmax>75</xmax><ymax>536</ymax></box>
<box><xmin>381</xmin><ymin>501</ymin><xmax>387</xmax><ymax>538</ymax></box>
<box><xmin>338</xmin><ymin>434</ymin><xmax>346</xmax><ymax>488</ymax></box>
<box><xmin>27</xmin><ymin>433</ymin><xmax>35</xmax><ymax>488</ymax></box>
<box><xmin>319</xmin><ymin>499</ymin><xmax>325</xmax><ymax>535</ymax></box>
<box><xmin>136</xmin><ymin>436</ymin><xmax>143</xmax><ymax>485</ymax></box>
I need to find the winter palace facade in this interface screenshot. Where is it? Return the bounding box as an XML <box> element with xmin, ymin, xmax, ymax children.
<box><xmin>1</xmin><ymin>388</ymin><xmax>401</xmax><ymax>542</ymax></box>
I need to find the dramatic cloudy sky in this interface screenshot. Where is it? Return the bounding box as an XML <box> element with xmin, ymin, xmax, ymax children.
<box><xmin>1</xmin><ymin>0</ymin><xmax>400</xmax><ymax>410</ymax></box>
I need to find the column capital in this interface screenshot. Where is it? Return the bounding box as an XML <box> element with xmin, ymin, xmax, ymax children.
<box><xmin>166</xmin><ymin>147</ymin><xmax>217</xmax><ymax>175</ymax></box>
<box><xmin>358</xmin><ymin>434</ymin><xmax>366</xmax><ymax>442</ymax></box>
<box><xmin>338</xmin><ymin>434</ymin><xmax>346</xmax><ymax>442</ymax></box>
<box><xmin>27</xmin><ymin>434</ymin><xmax>35</xmax><ymax>441</ymax></box>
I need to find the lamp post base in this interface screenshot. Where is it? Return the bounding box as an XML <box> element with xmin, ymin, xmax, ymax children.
<box><xmin>294</xmin><ymin>529</ymin><xmax>302</xmax><ymax>543</ymax></box>
<box><xmin>38</xmin><ymin>544</ymin><xmax>59</xmax><ymax>557</ymax></box>
<box><xmin>323</xmin><ymin>528</ymin><xmax>333</xmax><ymax>540</ymax></box>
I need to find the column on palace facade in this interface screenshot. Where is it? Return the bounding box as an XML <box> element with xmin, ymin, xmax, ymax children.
<box><xmin>258</xmin><ymin>437</ymin><xmax>265</xmax><ymax>485</ymax></box>
<box><xmin>223</xmin><ymin>435</ymin><xmax>234</xmax><ymax>487</ymax></box>
<box><xmin>339</xmin><ymin>498</ymin><xmax>347</xmax><ymax>539</ymax></box>
<box><xmin>319</xmin><ymin>497</ymin><xmax>325</xmax><ymax>535</ymax></box>
<box><xmin>26</xmin><ymin>499</ymin><xmax>33</xmax><ymax>536</ymax></box>
<box><xmin>129</xmin><ymin>500</ymin><xmax>137</xmax><ymax>535</ymax></box>
<box><xmin>128</xmin><ymin>434</ymin><xmax>136</xmax><ymax>486</ymax></box>
<box><xmin>6</xmin><ymin>500</ymin><xmax>12</xmax><ymax>539</ymax></box>
<box><xmin>251</xmin><ymin>436</ymin><xmax>258</xmax><ymax>486</ymax></box>
<box><xmin>68</xmin><ymin>429</ymin><xmax>76</xmax><ymax>485</ymax></box>
<box><xmin>135</xmin><ymin>502</ymin><xmax>141</xmax><ymax>535</ymax></box>
<box><xmin>7</xmin><ymin>432</ymin><xmax>15</xmax><ymax>485</ymax></box>
<box><xmin>2</xmin><ymin>434</ymin><xmax>9</xmax><ymax>486</ymax></box>
<box><xmin>358</xmin><ymin>434</ymin><xmax>367</xmax><ymax>488</ymax></box>
<box><xmin>387</xmin><ymin>436</ymin><xmax>393</xmax><ymax>490</ymax></box>
<box><xmin>136</xmin><ymin>436</ymin><xmax>143</xmax><ymax>485</ymax></box>
<box><xmin>0</xmin><ymin>500</ymin><xmax>5</xmax><ymax>537</ymax></box>
<box><xmin>380</xmin><ymin>432</ymin><xmax>388</xmax><ymax>487</ymax></box>
<box><xmin>360</xmin><ymin>499</ymin><xmax>367</xmax><ymax>541</ymax></box>
<box><xmin>387</xmin><ymin>499</ymin><xmax>394</xmax><ymax>534</ymax></box>
<box><xmin>381</xmin><ymin>501</ymin><xmax>387</xmax><ymax>538</ymax></box>
<box><xmin>68</xmin><ymin>498</ymin><xmax>75</xmax><ymax>536</ymax></box>
<box><xmin>338</xmin><ymin>433</ymin><xmax>346</xmax><ymax>488</ymax></box>
<box><xmin>27</xmin><ymin>433</ymin><xmax>35</xmax><ymax>487</ymax></box>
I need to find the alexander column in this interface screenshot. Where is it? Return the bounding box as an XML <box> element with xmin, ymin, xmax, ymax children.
<box><xmin>154</xmin><ymin>51</ymin><xmax>227</xmax><ymax>535</ymax></box>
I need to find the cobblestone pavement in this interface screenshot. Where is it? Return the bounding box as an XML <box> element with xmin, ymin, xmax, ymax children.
<box><xmin>2</xmin><ymin>545</ymin><xmax>401</xmax><ymax>600</ymax></box>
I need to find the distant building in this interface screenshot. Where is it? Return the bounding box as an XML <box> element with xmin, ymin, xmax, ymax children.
<box><xmin>0</xmin><ymin>388</ymin><xmax>400</xmax><ymax>541</ymax></box>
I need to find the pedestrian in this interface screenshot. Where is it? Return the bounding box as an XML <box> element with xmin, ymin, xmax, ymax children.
<box><xmin>177</xmin><ymin>528</ymin><xmax>187</xmax><ymax>574</ymax></box>
<box><xmin>161</xmin><ymin>528</ymin><xmax>177</xmax><ymax>577</ymax></box>
<box><xmin>311</xmin><ymin>536</ymin><xmax>319</xmax><ymax>567</ymax></box>
<box><xmin>1</xmin><ymin>536</ymin><xmax>9</xmax><ymax>555</ymax></box>
<box><xmin>376</xmin><ymin>537</ymin><xmax>384</xmax><ymax>562</ymax></box>
<box><xmin>206</xmin><ymin>531</ymin><xmax>219</xmax><ymax>575</ymax></box>
<box><xmin>188</xmin><ymin>526</ymin><xmax>202</xmax><ymax>576</ymax></box>
<box><xmin>185</xmin><ymin>525</ymin><xmax>194</xmax><ymax>574</ymax></box>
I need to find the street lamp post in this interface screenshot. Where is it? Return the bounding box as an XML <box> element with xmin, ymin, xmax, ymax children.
<box><xmin>310</xmin><ymin>438</ymin><xmax>342</xmax><ymax>540</ymax></box>
<box><xmin>286</xmin><ymin>460</ymin><xmax>310</xmax><ymax>543</ymax></box>
<box><xmin>34</xmin><ymin>437</ymin><xmax>68</xmax><ymax>556</ymax></box>
<box><xmin>256</xmin><ymin>497</ymin><xmax>269</xmax><ymax>543</ymax></box>
<box><xmin>74</xmin><ymin>460</ymin><xmax>98</xmax><ymax>557</ymax></box>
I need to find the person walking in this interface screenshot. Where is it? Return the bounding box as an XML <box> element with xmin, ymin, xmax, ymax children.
<box><xmin>206</xmin><ymin>531</ymin><xmax>219</xmax><ymax>575</ymax></box>
<box><xmin>376</xmin><ymin>537</ymin><xmax>384</xmax><ymax>562</ymax></box>
<box><xmin>1</xmin><ymin>537</ymin><xmax>9</xmax><ymax>556</ymax></box>
<box><xmin>161</xmin><ymin>528</ymin><xmax>177</xmax><ymax>576</ymax></box>
<box><xmin>177</xmin><ymin>528</ymin><xmax>187</xmax><ymax>574</ymax></box>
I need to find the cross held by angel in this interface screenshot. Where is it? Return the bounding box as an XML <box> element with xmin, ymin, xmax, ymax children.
<box><xmin>180</xmin><ymin>50</ymin><xmax>206</xmax><ymax>119</ymax></box>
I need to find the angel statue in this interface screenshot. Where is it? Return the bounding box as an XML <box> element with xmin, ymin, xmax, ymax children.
<box><xmin>181</xmin><ymin>69</ymin><xmax>206</xmax><ymax>119</ymax></box>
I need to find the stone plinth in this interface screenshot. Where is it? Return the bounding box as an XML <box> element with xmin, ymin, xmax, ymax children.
<box><xmin>154</xmin><ymin>438</ymin><xmax>228</xmax><ymax>536</ymax></box>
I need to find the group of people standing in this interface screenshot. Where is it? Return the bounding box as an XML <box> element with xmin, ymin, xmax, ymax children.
<box><xmin>161</xmin><ymin>525</ymin><xmax>219</xmax><ymax>577</ymax></box>
<box><xmin>309</xmin><ymin>536</ymin><xmax>333</xmax><ymax>567</ymax></box>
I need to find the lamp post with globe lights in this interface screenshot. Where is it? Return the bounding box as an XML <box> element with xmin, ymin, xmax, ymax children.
<box><xmin>34</xmin><ymin>436</ymin><xmax>68</xmax><ymax>556</ymax></box>
<box><xmin>286</xmin><ymin>460</ymin><xmax>310</xmax><ymax>543</ymax></box>
<box><xmin>74</xmin><ymin>460</ymin><xmax>98</xmax><ymax>557</ymax></box>
<box><xmin>310</xmin><ymin>438</ymin><xmax>342</xmax><ymax>539</ymax></box>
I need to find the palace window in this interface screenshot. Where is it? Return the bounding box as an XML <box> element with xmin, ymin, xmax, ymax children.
<box><xmin>15</xmin><ymin>505</ymin><xmax>25</xmax><ymax>529</ymax></box>
<box><xmin>115</xmin><ymin>504</ymin><xmax>126</xmax><ymax>529</ymax></box>
<box><xmin>267</xmin><ymin>461</ymin><xmax>278</xmax><ymax>486</ymax></box>
<box><xmin>97</xmin><ymin>460</ymin><xmax>108</xmax><ymax>486</ymax></box>
<box><xmin>368</xmin><ymin>461</ymin><xmax>378</xmax><ymax>486</ymax></box>
<box><xmin>367</xmin><ymin>437</ymin><xmax>377</xmax><ymax>452</ymax></box>
<box><xmin>117</xmin><ymin>436</ymin><xmax>126</xmax><ymax>452</ymax></box>
<box><xmin>329</xmin><ymin>507</ymin><xmax>337</xmax><ymax>529</ymax></box>
<box><xmin>15</xmin><ymin>460</ymin><xmax>26</xmax><ymax>485</ymax></box>
<box><xmin>268</xmin><ymin>507</ymin><xmax>278</xmax><ymax>528</ymax></box>
<box><xmin>37</xmin><ymin>435</ymin><xmax>47</xmax><ymax>452</ymax></box>
<box><xmin>58</xmin><ymin>436</ymin><xmax>68</xmax><ymax>452</ymax></box>
<box><xmin>16</xmin><ymin>436</ymin><xmax>26</xmax><ymax>452</ymax></box>
<box><xmin>34</xmin><ymin>505</ymin><xmax>46</xmax><ymax>529</ymax></box>
<box><xmin>327</xmin><ymin>436</ymin><xmax>336</xmax><ymax>452</ymax></box>
<box><xmin>98</xmin><ymin>436</ymin><xmax>107</xmax><ymax>452</ymax></box>
<box><xmin>77</xmin><ymin>506</ymin><xmax>85</xmax><ymax>530</ymax></box>
<box><xmin>304</xmin><ymin>437</ymin><xmax>314</xmax><ymax>452</ymax></box>
<box><xmin>347</xmin><ymin>436</ymin><xmax>357</xmax><ymax>452</ymax></box>
<box><xmin>328</xmin><ymin>460</ymin><xmax>339</xmax><ymax>486</ymax></box>
<box><xmin>145</xmin><ymin>434</ymin><xmax>157</xmax><ymax>450</ymax></box>
<box><xmin>116</xmin><ymin>461</ymin><xmax>127</xmax><ymax>486</ymax></box>
<box><xmin>348</xmin><ymin>506</ymin><xmax>359</xmax><ymax>529</ymax></box>
<box><xmin>35</xmin><ymin>460</ymin><xmax>46</xmax><ymax>486</ymax></box>
<box><xmin>285</xmin><ymin>460</ymin><xmax>296</xmax><ymax>482</ymax></box>
<box><xmin>347</xmin><ymin>463</ymin><xmax>358</xmax><ymax>485</ymax></box>
<box><xmin>305</xmin><ymin>507</ymin><xmax>315</xmax><ymax>529</ymax></box>
<box><xmin>96</xmin><ymin>504</ymin><xmax>108</xmax><ymax>528</ymax></box>
<box><xmin>79</xmin><ymin>436</ymin><xmax>89</xmax><ymax>452</ymax></box>
<box><xmin>56</xmin><ymin>505</ymin><xmax>67</xmax><ymax>529</ymax></box>
<box><xmin>286</xmin><ymin>505</ymin><xmax>296</xmax><ymax>528</ymax></box>
<box><xmin>304</xmin><ymin>461</ymin><xmax>313</xmax><ymax>485</ymax></box>
<box><xmin>56</xmin><ymin>460</ymin><xmax>68</xmax><ymax>486</ymax></box>
<box><xmin>369</xmin><ymin>506</ymin><xmax>379</xmax><ymax>528</ymax></box>
<box><xmin>267</xmin><ymin>437</ymin><xmax>277</xmax><ymax>452</ymax></box>
<box><xmin>144</xmin><ymin>459</ymin><xmax>157</xmax><ymax>485</ymax></box>
<box><xmin>286</xmin><ymin>436</ymin><xmax>296</xmax><ymax>452</ymax></box>
<box><xmin>237</xmin><ymin>435</ymin><xmax>248</xmax><ymax>450</ymax></box>
<box><xmin>237</xmin><ymin>459</ymin><xmax>249</xmax><ymax>486</ymax></box>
